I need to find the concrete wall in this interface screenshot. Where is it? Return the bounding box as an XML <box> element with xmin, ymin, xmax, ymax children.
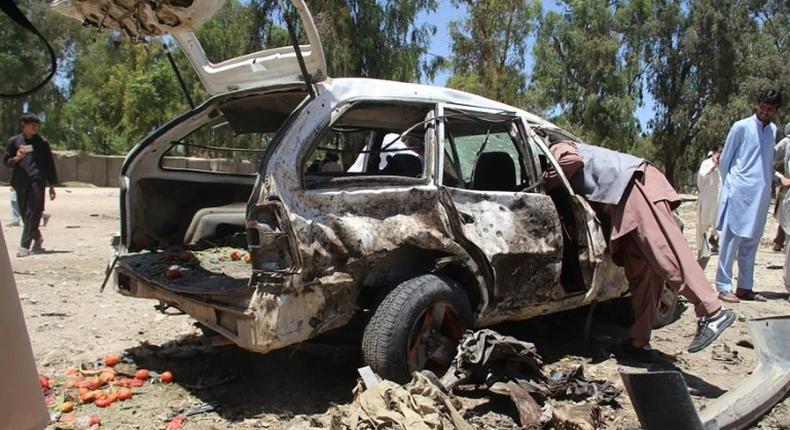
<box><xmin>0</xmin><ymin>151</ymin><xmax>257</xmax><ymax>187</ymax></box>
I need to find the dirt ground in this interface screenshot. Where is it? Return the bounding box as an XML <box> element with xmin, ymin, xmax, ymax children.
<box><xmin>1</xmin><ymin>186</ymin><xmax>788</xmax><ymax>429</ymax></box>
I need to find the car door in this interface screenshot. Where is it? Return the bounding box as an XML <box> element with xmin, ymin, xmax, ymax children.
<box><xmin>436</xmin><ymin>104</ymin><xmax>564</xmax><ymax>313</ymax></box>
<box><xmin>51</xmin><ymin>0</ymin><xmax>327</xmax><ymax>96</ymax></box>
<box><xmin>526</xmin><ymin>125</ymin><xmax>624</xmax><ymax>304</ymax></box>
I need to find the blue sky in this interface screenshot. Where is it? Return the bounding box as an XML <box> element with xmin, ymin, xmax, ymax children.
<box><xmin>417</xmin><ymin>0</ymin><xmax>655</xmax><ymax>131</ymax></box>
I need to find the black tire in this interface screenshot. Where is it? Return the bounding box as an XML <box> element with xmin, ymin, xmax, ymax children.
<box><xmin>653</xmin><ymin>282</ymin><xmax>680</xmax><ymax>328</ymax></box>
<box><xmin>362</xmin><ymin>274</ymin><xmax>473</xmax><ymax>383</ymax></box>
<box><xmin>613</xmin><ymin>282</ymin><xmax>680</xmax><ymax>329</ymax></box>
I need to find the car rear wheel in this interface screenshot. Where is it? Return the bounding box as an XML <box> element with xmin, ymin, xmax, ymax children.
<box><xmin>362</xmin><ymin>274</ymin><xmax>473</xmax><ymax>383</ymax></box>
<box><xmin>653</xmin><ymin>282</ymin><xmax>679</xmax><ymax>328</ymax></box>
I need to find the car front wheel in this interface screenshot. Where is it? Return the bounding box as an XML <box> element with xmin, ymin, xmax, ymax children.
<box><xmin>362</xmin><ymin>274</ymin><xmax>473</xmax><ymax>383</ymax></box>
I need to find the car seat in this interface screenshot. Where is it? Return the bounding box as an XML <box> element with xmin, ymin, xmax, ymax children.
<box><xmin>472</xmin><ymin>151</ymin><xmax>516</xmax><ymax>191</ymax></box>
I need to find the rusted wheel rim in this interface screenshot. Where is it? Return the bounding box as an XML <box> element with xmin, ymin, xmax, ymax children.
<box><xmin>657</xmin><ymin>284</ymin><xmax>676</xmax><ymax>317</ymax></box>
<box><xmin>406</xmin><ymin>301</ymin><xmax>466</xmax><ymax>375</ymax></box>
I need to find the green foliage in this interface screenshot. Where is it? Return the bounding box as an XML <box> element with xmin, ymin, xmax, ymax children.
<box><xmin>1</xmin><ymin>0</ymin><xmax>436</xmax><ymax>156</ymax></box>
<box><xmin>2</xmin><ymin>0</ymin><xmax>790</xmax><ymax>188</ymax></box>
<box><xmin>528</xmin><ymin>0</ymin><xmax>643</xmax><ymax>152</ymax></box>
<box><xmin>443</xmin><ymin>0</ymin><xmax>541</xmax><ymax>105</ymax></box>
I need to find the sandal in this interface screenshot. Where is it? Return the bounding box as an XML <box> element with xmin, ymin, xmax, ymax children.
<box><xmin>718</xmin><ymin>291</ymin><xmax>740</xmax><ymax>303</ymax></box>
<box><xmin>735</xmin><ymin>289</ymin><xmax>767</xmax><ymax>302</ymax></box>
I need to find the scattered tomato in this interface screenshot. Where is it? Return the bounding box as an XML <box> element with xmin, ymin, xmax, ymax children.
<box><xmin>94</xmin><ymin>397</ymin><xmax>113</xmax><ymax>408</ymax></box>
<box><xmin>78</xmin><ymin>390</ymin><xmax>95</xmax><ymax>403</ymax></box>
<box><xmin>134</xmin><ymin>369</ymin><xmax>150</xmax><ymax>380</ymax></box>
<box><xmin>103</xmin><ymin>354</ymin><xmax>121</xmax><ymax>367</ymax></box>
<box><xmin>159</xmin><ymin>371</ymin><xmax>174</xmax><ymax>384</ymax></box>
<box><xmin>165</xmin><ymin>265</ymin><xmax>182</xmax><ymax>279</ymax></box>
<box><xmin>60</xmin><ymin>401</ymin><xmax>74</xmax><ymax>413</ymax></box>
<box><xmin>230</xmin><ymin>249</ymin><xmax>242</xmax><ymax>261</ymax></box>
<box><xmin>79</xmin><ymin>378</ymin><xmax>102</xmax><ymax>391</ymax></box>
<box><xmin>39</xmin><ymin>375</ymin><xmax>50</xmax><ymax>391</ymax></box>
<box><xmin>99</xmin><ymin>370</ymin><xmax>115</xmax><ymax>383</ymax></box>
<box><xmin>178</xmin><ymin>251</ymin><xmax>191</xmax><ymax>262</ymax></box>
<box><xmin>117</xmin><ymin>387</ymin><xmax>133</xmax><ymax>401</ymax></box>
<box><xmin>129</xmin><ymin>378</ymin><xmax>144</xmax><ymax>388</ymax></box>
<box><xmin>66</xmin><ymin>367</ymin><xmax>80</xmax><ymax>376</ymax></box>
<box><xmin>166</xmin><ymin>415</ymin><xmax>186</xmax><ymax>429</ymax></box>
<box><xmin>242</xmin><ymin>252</ymin><xmax>251</xmax><ymax>264</ymax></box>
<box><xmin>89</xmin><ymin>416</ymin><xmax>101</xmax><ymax>426</ymax></box>
<box><xmin>113</xmin><ymin>377</ymin><xmax>132</xmax><ymax>387</ymax></box>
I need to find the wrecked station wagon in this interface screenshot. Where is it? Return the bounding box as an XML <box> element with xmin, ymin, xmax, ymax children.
<box><xmin>54</xmin><ymin>0</ymin><xmax>679</xmax><ymax>381</ymax></box>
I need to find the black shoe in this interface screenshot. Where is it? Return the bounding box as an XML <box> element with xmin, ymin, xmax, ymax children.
<box><xmin>688</xmin><ymin>308</ymin><xmax>735</xmax><ymax>353</ymax></box>
<box><xmin>615</xmin><ymin>340</ymin><xmax>655</xmax><ymax>363</ymax></box>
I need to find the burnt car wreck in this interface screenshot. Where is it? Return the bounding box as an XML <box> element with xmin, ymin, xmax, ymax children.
<box><xmin>54</xmin><ymin>0</ymin><xmax>686</xmax><ymax>383</ymax></box>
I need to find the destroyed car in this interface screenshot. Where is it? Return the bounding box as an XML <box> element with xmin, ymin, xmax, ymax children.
<box><xmin>54</xmin><ymin>0</ymin><xmax>680</xmax><ymax>382</ymax></box>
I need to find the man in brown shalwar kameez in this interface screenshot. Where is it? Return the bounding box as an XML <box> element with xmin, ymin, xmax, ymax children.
<box><xmin>544</xmin><ymin>139</ymin><xmax>734</xmax><ymax>362</ymax></box>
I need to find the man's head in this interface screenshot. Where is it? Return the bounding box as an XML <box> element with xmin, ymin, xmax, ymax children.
<box><xmin>20</xmin><ymin>112</ymin><xmax>41</xmax><ymax>138</ymax></box>
<box><xmin>784</xmin><ymin>122</ymin><xmax>790</xmax><ymax>137</ymax></box>
<box><xmin>712</xmin><ymin>143</ymin><xmax>723</xmax><ymax>156</ymax></box>
<box><xmin>755</xmin><ymin>89</ymin><xmax>782</xmax><ymax>124</ymax></box>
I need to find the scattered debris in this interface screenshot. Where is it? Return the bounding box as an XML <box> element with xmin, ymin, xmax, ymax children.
<box><xmin>437</xmin><ymin>329</ymin><xmax>620</xmax><ymax>428</ymax></box>
<box><xmin>328</xmin><ymin>372</ymin><xmax>472</xmax><ymax>430</ymax></box>
<box><xmin>550</xmin><ymin>403</ymin><xmax>602</xmax><ymax>430</ymax></box>
<box><xmin>162</xmin><ymin>402</ymin><xmax>217</xmax><ymax>422</ymax></box>
<box><xmin>766</xmin><ymin>262</ymin><xmax>783</xmax><ymax>270</ymax></box>
<box><xmin>711</xmin><ymin>344</ymin><xmax>741</xmax><ymax>364</ymax></box>
<box><xmin>736</xmin><ymin>339</ymin><xmax>755</xmax><ymax>349</ymax></box>
<box><xmin>357</xmin><ymin>366</ymin><xmax>381</xmax><ymax>390</ymax></box>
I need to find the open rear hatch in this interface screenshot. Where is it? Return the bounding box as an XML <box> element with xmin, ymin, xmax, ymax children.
<box><xmin>50</xmin><ymin>0</ymin><xmax>327</xmax><ymax>96</ymax></box>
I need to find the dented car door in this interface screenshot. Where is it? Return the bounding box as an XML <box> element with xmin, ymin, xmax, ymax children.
<box><xmin>437</xmin><ymin>105</ymin><xmax>564</xmax><ymax>313</ymax></box>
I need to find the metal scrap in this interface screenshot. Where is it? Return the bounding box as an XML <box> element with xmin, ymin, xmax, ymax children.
<box><xmin>438</xmin><ymin>329</ymin><xmax>620</xmax><ymax>429</ymax></box>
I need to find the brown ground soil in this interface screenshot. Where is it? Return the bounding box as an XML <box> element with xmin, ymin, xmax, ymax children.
<box><xmin>1</xmin><ymin>187</ymin><xmax>787</xmax><ymax>429</ymax></box>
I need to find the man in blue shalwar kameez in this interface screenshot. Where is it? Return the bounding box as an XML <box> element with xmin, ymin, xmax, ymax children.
<box><xmin>716</xmin><ymin>89</ymin><xmax>788</xmax><ymax>302</ymax></box>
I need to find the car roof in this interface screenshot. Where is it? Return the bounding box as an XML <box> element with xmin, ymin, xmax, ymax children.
<box><xmin>320</xmin><ymin>78</ymin><xmax>556</xmax><ymax>128</ymax></box>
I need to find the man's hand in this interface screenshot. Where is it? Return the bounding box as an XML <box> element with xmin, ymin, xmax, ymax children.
<box><xmin>49</xmin><ymin>187</ymin><xmax>56</xmax><ymax>201</ymax></box>
<box><xmin>14</xmin><ymin>149</ymin><xmax>27</xmax><ymax>162</ymax></box>
<box><xmin>780</xmin><ymin>177</ymin><xmax>790</xmax><ymax>189</ymax></box>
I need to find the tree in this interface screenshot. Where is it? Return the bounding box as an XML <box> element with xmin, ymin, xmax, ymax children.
<box><xmin>644</xmin><ymin>0</ymin><xmax>753</xmax><ymax>185</ymax></box>
<box><xmin>307</xmin><ymin>0</ymin><xmax>438</xmax><ymax>82</ymax></box>
<box><xmin>442</xmin><ymin>0</ymin><xmax>541</xmax><ymax>106</ymax></box>
<box><xmin>528</xmin><ymin>0</ymin><xmax>643</xmax><ymax>152</ymax></box>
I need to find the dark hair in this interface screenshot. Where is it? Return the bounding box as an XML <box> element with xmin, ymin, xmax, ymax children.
<box><xmin>711</xmin><ymin>143</ymin><xmax>723</xmax><ymax>152</ymax></box>
<box><xmin>757</xmin><ymin>89</ymin><xmax>783</xmax><ymax>107</ymax></box>
<box><xmin>20</xmin><ymin>112</ymin><xmax>40</xmax><ymax>124</ymax></box>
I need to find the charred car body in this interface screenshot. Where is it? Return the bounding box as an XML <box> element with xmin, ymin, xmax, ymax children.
<box><xmin>54</xmin><ymin>0</ymin><xmax>678</xmax><ymax>381</ymax></box>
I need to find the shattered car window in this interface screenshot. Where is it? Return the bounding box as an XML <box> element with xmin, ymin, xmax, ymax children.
<box><xmin>162</xmin><ymin>117</ymin><xmax>274</xmax><ymax>175</ymax></box>
<box><xmin>302</xmin><ymin>102</ymin><xmax>434</xmax><ymax>188</ymax></box>
<box><xmin>442</xmin><ymin>112</ymin><xmax>532</xmax><ymax>192</ymax></box>
<box><xmin>161</xmin><ymin>90</ymin><xmax>307</xmax><ymax>175</ymax></box>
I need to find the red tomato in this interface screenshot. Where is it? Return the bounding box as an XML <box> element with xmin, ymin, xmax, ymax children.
<box><xmin>129</xmin><ymin>378</ymin><xmax>144</xmax><ymax>387</ymax></box>
<box><xmin>38</xmin><ymin>375</ymin><xmax>50</xmax><ymax>391</ymax></box>
<box><xmin>117</xmin><ymin>387</ymin><xmax>133</xmax><ymax>401</ymax></box>
<box><xmin>94</xmin><ymin>397</ymin><xmax>113</xmax><ymax>408</ymax></box>
<box><xmin>159</xmin><ymin>371</ymin><xmax>174</xmax><ymax>384</ymax></box>
<box><xmin>88</xmin><ymin>416</ymin><xmax>101</xmax><ymax>426</ymax></box>
<box><xmin>178</xmin><ymin>251</ymin><xmax>191</xmax><ymax>262</ymax></box>
<box><xmin>78</xmin><ymin>391</ymin><xmax>95</xmax><ymax>403</ymax></box>
<box><xmin>230</xmin><ymin>249</ymin><xmax>242</xmax><ymax>261</ymax></box>
<box><xmin>134</xmin><ymin>369</ymin><xmax>150</xmax><ymax>380</ymax></box>
<box><xmin>103</xmin><ymin>354</ymin><xmax>121</xmax><ymax>367</ymax></box>
<box><xmin>99</xmin><ymin>370</ymin><xmax>115</xmax><ymax>383</ymax></box>
<box><xmin>79</xmin><ymin>378</ymin><xmax>102</xmax><ymax>391</ymax></box>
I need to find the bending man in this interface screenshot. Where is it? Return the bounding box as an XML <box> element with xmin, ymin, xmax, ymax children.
<box><xmin>543</xmin><ymin>136</ymin><xmax>733</xmax><ymax>362</ymax></box>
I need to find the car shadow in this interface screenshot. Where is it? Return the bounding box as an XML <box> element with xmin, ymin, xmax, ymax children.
<box><xmin>122</xmin><ymin>338</ymin><xmax>361</xmax><ymax>421</ymax></box>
